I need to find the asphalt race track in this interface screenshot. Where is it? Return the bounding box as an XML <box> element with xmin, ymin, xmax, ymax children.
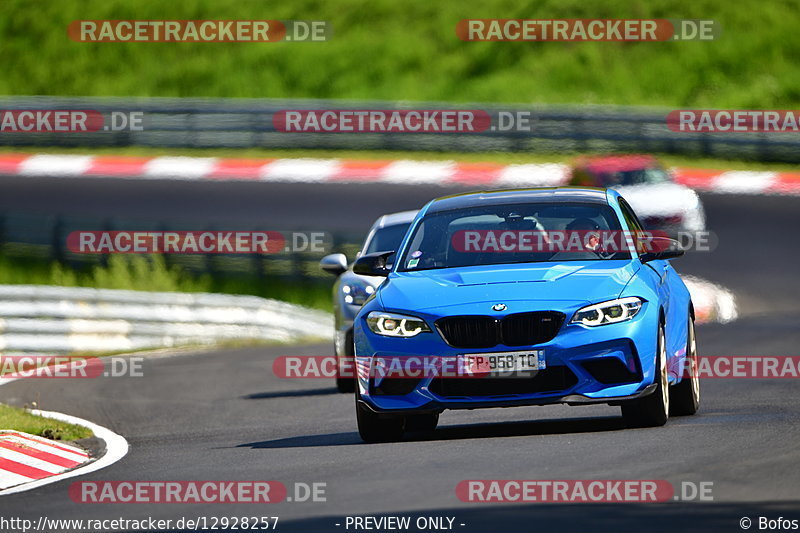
<box><xmin>1</xmin><ymin>178</ymin><xmax>799</xmax><ymax>532</ymax></box>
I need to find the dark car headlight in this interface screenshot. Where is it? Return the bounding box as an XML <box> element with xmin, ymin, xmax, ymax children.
<box><xmin>366</xmin><ymin>311</ymin><xmax>431</xmax><ymax>337</ymax></box>
<box><xmin>571</xmin><ymin>297</ymin><xmax>644</xmax><ymax>327</ymax></box>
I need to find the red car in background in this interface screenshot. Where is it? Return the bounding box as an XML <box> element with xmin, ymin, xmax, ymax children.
<box><xmin>569</xmin><ymin>154</ymin><xmax>706</xmax><ymax>233</ymax></box>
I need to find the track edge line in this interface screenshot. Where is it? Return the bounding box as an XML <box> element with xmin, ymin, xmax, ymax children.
<box><xmin>0</xmin><ymin>409</ymin><xmax>128</xmax><ymax>496</ymax></box>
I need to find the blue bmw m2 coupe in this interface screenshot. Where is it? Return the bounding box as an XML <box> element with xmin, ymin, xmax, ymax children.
<box><xmin>352</xmin><ymin>187</ymin><xmax>700</xmax><ymax>443</ymax></box>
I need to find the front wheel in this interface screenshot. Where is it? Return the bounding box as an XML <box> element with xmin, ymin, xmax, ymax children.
<box><xmin>336</xmin><ymin>375</ymin><xmax>355</xmax><ymax>394</ymax></box>
<box><xmin>335</xmin><ymin>340</ymin><xmax>355</xmax><ymax>393</ymax></box>
<box><xmin>621</xmin><ymin>324</ymin><xmax>669</xmax><ymax>428</ymax></box>
<box><xmin>356</xmin><ymin>398</ymin><xmax>405</xmax><ymax>443</ymax></box>
<box><xmin>670</xmin><ymin>316</ymin><xmax>700</xmax><ymax>416</ymax></box>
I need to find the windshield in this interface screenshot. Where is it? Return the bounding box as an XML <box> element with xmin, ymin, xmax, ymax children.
<box><xmin>364</xmin><ymin>222</ymin><xmax>411</xmax><ymax>255</ymax></box>
<box><xmin>598</xmin><ymin>167</ymin><xmax>671</xmax><ymax>186</ymax></box>
<box><xmin>399</xmin><ymin>202</ymin><xmax>630</xmax><ymax>272</ymax></box>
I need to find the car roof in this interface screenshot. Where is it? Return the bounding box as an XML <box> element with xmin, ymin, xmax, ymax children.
<box><xmin>371</xmin><ymin>209</ymin><xmax>419</xmax><ymax>229</ymax></box>
<box><xmin>425</xmin><ymin>187</ymin><xmax>610</xmax><ymax>214</ymax></box>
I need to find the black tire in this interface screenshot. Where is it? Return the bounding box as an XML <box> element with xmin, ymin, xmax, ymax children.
<box><xmin>621</xmin><ymin>324</ymin><xmax>669</xmax><ymax>428</ymax></box>
<box><xmin>670</xmin><ymin>316</ymin><xmax>700</xmax><ymax>416</ymax></box>
<box><xmin>405</xmin><ymin>413</ymin><xmax>439</xmax><ymax>433</ymax></box>
<box><xmin>335</xmin><ymin>339</ymin><xmax>356</xmax><ymax>393</ymax></box>
<box><xmin>356</xmin><ymin>397</ymin><xmax>405</xmax><ymax>443</ymax></box>
<box><xmin>336</xmin><ymin>375</ymin><xmax>355</xmax><ymax>394</ymax></box>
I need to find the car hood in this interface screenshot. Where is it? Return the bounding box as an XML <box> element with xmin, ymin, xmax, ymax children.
<box><xmin>378</xmin><ymin>260</ymin><xmax>639</xmax><ymax>312</ymax></box>
<box><xmin>615</xmin><ymin>183</ymin><xmax>701</xmax><ymax>218</ymax></box>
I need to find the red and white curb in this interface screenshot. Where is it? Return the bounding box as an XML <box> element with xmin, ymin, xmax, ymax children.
<box><xmin>0</xmin><ymin>410</ymin><xmax>128</xmax><ymax>495</ymax></box>
<box><xmin>0</xmin><ymin>430</ymin><xmax>89</xmax><ymax>489</ymax></box>
<box><xmin>0</xmin><ymin>154</ymin><xmax>798</xmax><ymax>195</ymax></box>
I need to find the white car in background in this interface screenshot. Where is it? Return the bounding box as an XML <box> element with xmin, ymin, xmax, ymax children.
<box><xmin>319</xmin><ymin>210</ymin><xmax>418</xmax><ymax>392</ymax></box>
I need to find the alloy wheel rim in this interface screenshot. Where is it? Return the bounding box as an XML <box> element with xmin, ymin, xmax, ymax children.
<box><xmin>660</xmin><ymin>330</ymin><xmax>669</xmax><ymax>414</ymax></box>
<box><xmin>689</xmin><ymin>321</ymin><xmax>700</xmax><ymax>403</ymax></box>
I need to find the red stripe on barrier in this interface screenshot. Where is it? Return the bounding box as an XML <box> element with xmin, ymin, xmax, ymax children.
<box><xmin>1</xmin><ymin>154</ymin><xmax>799</xmax><ymax>198</ymax></box>
<box><xmin>328</xmin><ymin>160</ymin><xmax>394</xmax><ymax>181</ymax></box>
<box><xmin>0</xmin><ymin>457</ymin><xmax>53</xmax><ymax>480</ymax></box>
<box><xmin>85</xmin><ymin>156</ymin><xmax>150</xmax><ymax>176</ymax></box>
<box><xmin>6</xmin><ymin>432</ymin><xmax>89</xmax><ymax>457</ymax></box>
<box><xmin>0</xmin><ymin>440</ymin><xmax>82</xmax><ymax>469</ymax></box>
<box><xmin>672</xmin><ymin>168</ymin><xmax>723</xmax><ymax>189</ymax></box>
<box><xmin>209</xmin><ymin>158</ymin><xmax>276</xmax><ymax>179</ymax></box>
<box><xmin>0</xmin><ymin>154</ymin><xmax>29</xmax><ymax>174</ymax></box>
<box><xmin>769</xmin><ymin>173</ymin><xmax>800</xmax><ymax>194</ymax></box>
<box><xmin>447</xmin><ymin>163</ymin><xmax>505</xmax><ymax>185</ymax></box>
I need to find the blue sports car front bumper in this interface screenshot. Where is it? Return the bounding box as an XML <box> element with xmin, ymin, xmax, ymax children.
<box><xmin>354</xmin><ymin>299</ymin><xmax>662</xmax><ymax>414</ymax></box>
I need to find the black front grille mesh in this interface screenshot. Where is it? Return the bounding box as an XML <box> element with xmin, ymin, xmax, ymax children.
<box><xmin>435</xmin><ymin>316</ymin><xmax>498</xmax><ymax>349</ymax></box>
<box><xmin>436</xmin><ymin>312</ymin><xmax>564</xmax><ymax>349</ymax></box>
<box><xmin>501</xmin><ymin>312</ymin><xmax>563</xmax><ymax>346</ymax></box>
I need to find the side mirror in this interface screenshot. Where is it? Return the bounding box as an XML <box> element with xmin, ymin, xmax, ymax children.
<box><xmin>639</xmin><ymin>237</ymin><xmax>685</xmax><ymax>263</ymax></box>
<box><xmin>319</xmin><ymin>253</ymin><xmax>348</xmax><ymax>276</ymax></box>
<box><xmin>353</xmin><ymin>250</ymin><xmax>395</xmax><ymax>277</ymax></box>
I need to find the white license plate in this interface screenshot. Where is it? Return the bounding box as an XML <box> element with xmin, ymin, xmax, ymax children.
<box><xmin>460</xmin><ymin>350</ymin><xmax>546</xmax><ymax>376</ymax></box>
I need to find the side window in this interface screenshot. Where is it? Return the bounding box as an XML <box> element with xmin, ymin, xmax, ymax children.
<box><xmin>618</xmin><ymin>198</ymin><xmax>644</xmax><ymax>232</ymax></box>
<box><xmin>618</xmin><ymin>198</ymin><xmax>647</xmax><ymax>255</ymax></box>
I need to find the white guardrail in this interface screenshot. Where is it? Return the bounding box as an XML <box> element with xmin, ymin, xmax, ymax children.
<box><xmin>0</xmin><ymin>279</ymin><xmax>734</xmax><ymax>354</ymax></box>
<box><xmin>0</xmin><ymin>285</ymin><xmax>334</xmax><ymax>353</ymax></box>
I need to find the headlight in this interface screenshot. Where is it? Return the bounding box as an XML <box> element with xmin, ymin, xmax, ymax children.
<box><xmin>366</xmin><ymin>311</ymin><xmax>431</xmax><ymax>337</ymax></box>
<box><xmin>571</xmin><ymin>297</ymin><xmax>644</xmax><ymax>327</ymax></box>
<box><xmin>342</xmin><ymin>282</ymin><xmax>375</xmax><ymax>306</ymax></box>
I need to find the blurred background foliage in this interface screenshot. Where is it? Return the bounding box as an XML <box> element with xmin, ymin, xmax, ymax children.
<box><xmin>1</xmin><ymin>0</ymin><xmax>797</xmax><ymax>107</ymax></box>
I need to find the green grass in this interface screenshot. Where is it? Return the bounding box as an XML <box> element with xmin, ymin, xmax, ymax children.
<box><xmin>0</xmin><ymin>255</ymin><xmax>333</xmax><ymax>311</ymax></box>
<box><xmin>1</xmin><ymin>0</ymin><xmax>799</xmax><ymax>108</ymax></box>
<box><xmin>0</xmin><ymin>404</ymin><xmax>92</xmax><ymax>441</ymax></box>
